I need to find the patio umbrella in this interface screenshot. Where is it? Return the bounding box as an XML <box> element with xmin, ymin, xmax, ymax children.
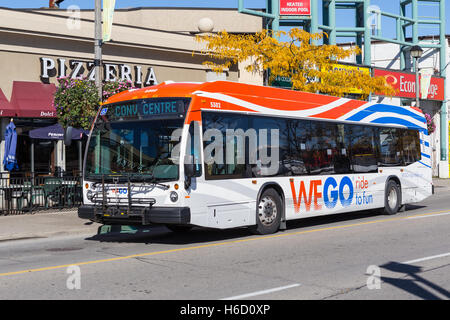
<box><xmin>29</xmin><ymin>123</ymin><xmax>88</xmax><ymax>140</ymax></box>
<box><xmin>3</xmin><ymin>120</ymin><xmax>18</xmax><ymax>171</ymax></box>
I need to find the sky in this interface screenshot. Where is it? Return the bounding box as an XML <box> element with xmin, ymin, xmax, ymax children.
<box><xmin>3</xmin><ymin>0</ymin><xmax>265</xmax><ymax>9</ymax></box>
<box><xmin>3</xmin><ymin>0</ymin><xmax>449</xmax><ymax>39</ymax></box>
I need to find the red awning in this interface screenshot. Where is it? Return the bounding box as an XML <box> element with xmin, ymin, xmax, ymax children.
<box><xmin>10</xmin><ymin>81</ymin><xmax>57</xmax><ymax>118</ymax></box>
<box><xmin>0</xmin><ymin>88</ymin><xmax>17</xmax><ymax>117</ymax></box>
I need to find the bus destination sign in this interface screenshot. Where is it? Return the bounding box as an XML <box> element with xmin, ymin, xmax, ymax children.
<box><xmin>102</xmin><ymin>99</ymin><xmax>189</xmax><ymax>120</ymax></box>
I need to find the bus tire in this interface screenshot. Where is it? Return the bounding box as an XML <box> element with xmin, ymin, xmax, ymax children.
<box><xmin>249</xmin><ymin>188</ymin><xmax>282</xmax><ymax>235</ymax></box>
<box><xmin>384</xmin><ymin>180</ymin><xmax>401</xmax><ymax>215</ymax></box>
<box><xmin>166</xmin><ymin>225</ymin><xmax>193</xmax><ymax>233</ymax></box>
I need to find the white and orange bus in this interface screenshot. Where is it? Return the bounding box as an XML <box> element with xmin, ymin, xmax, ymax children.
<box><xmin>78</xmin><ymin>81</ymin><xmax>432</xmax><ymax>234</ymax></box>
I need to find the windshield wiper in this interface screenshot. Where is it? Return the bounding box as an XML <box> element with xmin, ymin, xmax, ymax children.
<box><xmin>90</xmin><ymin>174</ymin><xmax>126</xmax><ymax>186</ymax></box>
<box><xmin>129</xmin><ymin>173</ymin><xmax>170</xmax><ymax>189</ymax></box>
<box><xmin>89</xmin><ymin>173</ymin><xmax>170</xmax><ymax>189</ymax></box>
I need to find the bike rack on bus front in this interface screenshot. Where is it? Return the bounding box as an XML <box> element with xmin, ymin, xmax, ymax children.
<box><xmin>89</xmin><ymin>175</ymin><xmax>156</xmax><ymax>224</ymax></box>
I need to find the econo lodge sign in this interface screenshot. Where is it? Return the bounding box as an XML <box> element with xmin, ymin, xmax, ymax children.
<box><xmin>374</xmin><ymin>68</ymin><xmax>444</xmax><ymax>101</ymax></box>
<box><xmin>280</xmin><ymin>0</ymin><xmax>311</xmax><ymax>16</ymax></box>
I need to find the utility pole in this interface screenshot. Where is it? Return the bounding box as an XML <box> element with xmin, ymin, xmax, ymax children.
<box><xmin>94</xmin><ymin>0</ymin><xmax>103</xmax><ymax>100</ymax></box>
<box><xmin>410</xmin><ymin>45</ymin><xmax>423</xmax><ymax>109</ymax></box>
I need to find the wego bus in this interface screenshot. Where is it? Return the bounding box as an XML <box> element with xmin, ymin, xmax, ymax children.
<box><xmin>77</xmin><ymin>81</ymin><xmax>432</xmax><ymax>235</ymax></box>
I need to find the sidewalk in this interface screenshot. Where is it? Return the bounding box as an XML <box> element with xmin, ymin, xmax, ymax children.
<box><xmin>433</xmin><ymin>177</ymin><xmax>450</xmax><ymax>190</ymax></box>
<box><xmin>0</xmin><ymin>209</ymin><xmax>101</xmax><ymax>242</ymax></box>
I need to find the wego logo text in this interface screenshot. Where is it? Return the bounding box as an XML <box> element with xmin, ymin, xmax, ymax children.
<box><xmin>110</xmin><ymin>188</ymin><xmax>128</xmax><ymax>195</ymax></box>
<box><xmin>290</xmin><ymin>176</ymin><xmax>373</xmax><ymax>213</ymax></box>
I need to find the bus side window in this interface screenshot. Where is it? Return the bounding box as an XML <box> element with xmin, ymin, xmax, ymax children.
<box><xmin>307</xmin><ymin>121</ymin><xmax>341</xmax><ymax>175</ymax></box>
<box><xmin>307</xmin><ymin>121</ymin><xmax>322</xmax><ymax>174</ymax></box>
<box><xmin>251</xmin><ymin>116</ymin><xmax>289</xmax><ymax>177</ymax></box>
<box><xmin>379</xmin><ymin>128</ymin><xmax>403</xmax><ymax>167</ymax></box>
<box><xmin>188</xmin><ymin>121</ymin><xmax>202</xmax><ymax>177</ymax></box>
<box><xmin>347</xmin><ymin>125</ymin><xmax>378</xmax><ymax>173</ymax></box>
<box><xmin>289</xmin><ymin>119</ymin><xmax>309</xmax><ymax>176</ymax></box>
<box><xmin>333</xmin><ymin>124</ymin><xmax>351</xmax><ymax>174</ymax></box>
<box><xmin>202</xmin><ymin>112</ymin><xmax>248</xmax><ymax>179</ymax></box>
<box><xmin>402</xmin><ymin>129</ymin><xmax>421</xmax><ymax>165</ymax></box>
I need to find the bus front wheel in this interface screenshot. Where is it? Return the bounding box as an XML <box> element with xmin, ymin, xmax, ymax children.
<box><xmin>384</xmin><ymin>180</ymin><xmax>401</xmax><ymax>215</ymax></box>
<box><xmin>249</xmin><ymin>188</ymin><xmax>282</xmax><ymax>235</ymax></box>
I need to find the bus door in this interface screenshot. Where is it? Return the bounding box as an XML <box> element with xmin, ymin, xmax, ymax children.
<box><xmin>189</xmin><ymin>113</ymin><xmax>254</xmax><ymax>229</ymax></box>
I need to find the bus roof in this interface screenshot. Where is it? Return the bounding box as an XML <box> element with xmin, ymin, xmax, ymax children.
<box><xmin>104</xmin><ymin>81</ymin><xmax>427</xmax><ymax>132</ymax></box>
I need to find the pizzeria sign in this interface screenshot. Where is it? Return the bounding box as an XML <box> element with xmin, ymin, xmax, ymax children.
<box><xmin>40</xmin><ymin>57</ymin><xmax>158</xmax><ymax>86</ymax></box>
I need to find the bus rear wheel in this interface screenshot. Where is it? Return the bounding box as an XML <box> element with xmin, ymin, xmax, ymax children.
<box><xmin>384</xmin><ymin>180</ymin><xmax>401</xmax><ymax>215</ymax></box>
<box><xmin>249</xmin><ymin>188</ymin><xmax>282</xmax><ymax>235</ymax></box>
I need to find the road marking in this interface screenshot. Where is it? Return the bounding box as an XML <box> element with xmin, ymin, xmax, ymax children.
<box><xmin>221</xmin><ymin>284</ymin><xmax>300</xmax><ymax>300</ymax></box>
<box><xmin>407</xmin><ymin>212</ymin><xmax>450</xmax><ymax>220</ymax></box>
<box><xmin>402</xmin><ymin>252</ymin><xmax>450</xmax><ymax>265</ymax></box>
<box><xmin>0</xmin><ymin>208</ymin><xmax>449</xmax><ymax>278</ymax></box>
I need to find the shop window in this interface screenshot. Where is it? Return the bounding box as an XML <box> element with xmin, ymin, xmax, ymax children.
<box><xmin>34</xmin><ymin>140</ymin><xmax>56</xmax><ymax>174</ymax></box>
<box><xmin>65</xmin><ymin>139</ymin><xmax>86</xmax><ymax>176</ymax></box>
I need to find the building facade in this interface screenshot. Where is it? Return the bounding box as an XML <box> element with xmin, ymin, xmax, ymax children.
<box><xmin>0</xmin><ymin>7</ymin><xmax>263</xmax><ymax>175</ymax></box>
<box><xmin>354</xmin><ymin>37</ymin><xmax>449</xmax><ymax>177</ymax></box>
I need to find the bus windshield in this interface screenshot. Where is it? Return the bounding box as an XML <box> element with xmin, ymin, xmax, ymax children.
<box><xmin>85</xmin><ymin>119</ymin><xmax>184</xmax><ymax>182</ymax></box>
<box><xmin>84</xmin><ymin>98</ymin><xmax>190</xmax><ymax>182</ymax></box>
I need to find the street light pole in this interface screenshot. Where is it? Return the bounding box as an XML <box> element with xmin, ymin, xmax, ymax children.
<box><xmin>415</xmin><ymin>57</ymin><xmax>420</xmax><ymax>108</ymax></box>
<box><xmin>410</xmin><ymin>45</ymin><xmax>423</xmax><ymax>108</ymax></box>
<box><xmin>94</xmin><ymin>0</ymin><xmax>102</xmax><ymax>100</ymax></box>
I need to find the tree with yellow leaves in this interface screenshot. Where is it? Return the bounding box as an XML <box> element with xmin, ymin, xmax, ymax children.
<box><xmin>196</xmin><ymin>28</ymin><xmax>396</xmax><ymax>100</ymax></box>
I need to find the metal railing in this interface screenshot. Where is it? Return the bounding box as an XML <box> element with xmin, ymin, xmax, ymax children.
<box><xmin>0</xmin><ymin>172</ymin><xmax>82</xmax><ymax>215</ymax></box>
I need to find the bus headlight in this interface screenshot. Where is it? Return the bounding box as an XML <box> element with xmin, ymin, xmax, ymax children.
<box><xmin>87</xmin><ymin>190</ymin><xmax>94</xmax><ymax>201</ymax></box>
<box><xmin>170</xmin><ymin>191</ymin><xmax>178</xmax><ymax>203</ymax></box>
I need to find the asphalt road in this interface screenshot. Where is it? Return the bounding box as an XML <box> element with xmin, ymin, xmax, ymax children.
<box><xmin>0</xmin><ymin>189</ymin><xmax>449</xmax><ymax>301</ymax></box>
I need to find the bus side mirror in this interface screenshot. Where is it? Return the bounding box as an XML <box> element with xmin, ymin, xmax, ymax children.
<box><xmin>184</xmin><ymin>155</ymin><xmax>194</xmax><ymax>189</ymax></box>
<box><xmin>64</xmin><ymin>126</ymin><xmax>73</xmax><ymax>146</ymax></box>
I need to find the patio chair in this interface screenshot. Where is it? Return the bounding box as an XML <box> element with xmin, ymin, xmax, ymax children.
<box><xmin>10</xmin><ymin>185</ymin><xmax>30</xmax><ymax>212</ymax></box>
<box><xmin>23</xmin><ymin>181</ymin><xmax>46</xmax><ymax>209</ymax></box>
<box><xmin>8</xmin><ymin>181</ymin><xmax>44</xmax><ymax>212</ymax></box>
<box><xmin>43</xmin><ymin>177</ymin><xmax>63</xmax><ymax>208</ymax></box>
<box><xmin>64</xmin><ymin>181</ymin><xmax>83</xmax><ymax>207</ymax></box>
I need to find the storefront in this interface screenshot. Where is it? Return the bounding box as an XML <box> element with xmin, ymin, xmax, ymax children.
<box><xmin>1</xmin><ymin>81</ymin><xmax>89</xmax><ymax>176</ymax></box>
<box><xmin>0</xmin><ymin>7</ymin><xmax>263</xmax><ymax>175</ymax></box>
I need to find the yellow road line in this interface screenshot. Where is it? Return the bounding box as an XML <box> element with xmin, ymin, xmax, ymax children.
<box><xmin>0</xmin><ymin>208</ymin><xmax>449</xmax><ymax>278</ymax></box>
